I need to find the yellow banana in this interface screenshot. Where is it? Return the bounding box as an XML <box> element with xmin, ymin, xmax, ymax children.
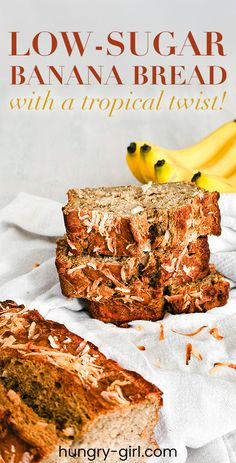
<box><xmin>126</xmin><ymin>120</ymin><xmax>236</xmax><ymax>183</ymax></box>
<box><xmin>163</xmin><ymin>120</ymin><xmax>236</xmax><ymax>172</ymax></box>
<box><xmin>228</xmin><ymin>172</ymin><xmax>236</xmax><ymax>182</ymax></box>
<box><xmin>154</xmin><ymin>159</ymin><xmax>192</xmax><ymax>183</ymax></box>
<box><xmin>138</xmin><ymin>144</ymin><xmax>176</xmax><ymax>181</ymax></box>
<box><xmin>197</xmin><ymin>137</ymin><xmax>236</xmax><ymax>178</ymax></box>
<box><xmin>191</xmin><ymin>172</ymin><xmax>236</xmax><ymax>193</ymax></box>
<box><xmin>126</xmin><ymin>142</ymin><xmax>148</xmax><ymax>183</ymax></box>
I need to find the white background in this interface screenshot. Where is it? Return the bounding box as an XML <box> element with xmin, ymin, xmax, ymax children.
<box><xmin>0</xmin><ymin>0</ymin><xmax>235</xmax><ymax>207</ymax></box>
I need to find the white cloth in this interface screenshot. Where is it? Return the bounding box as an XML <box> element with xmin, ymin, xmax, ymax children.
<box><xmin>0</xmin><ymin>193</ymin><xmax>236</xmax><ymax>463</ymax></box>
<box><xmin>209</xmin><ymin>193</ymin><xmax>236</xmax><ymax>285</ymax></box>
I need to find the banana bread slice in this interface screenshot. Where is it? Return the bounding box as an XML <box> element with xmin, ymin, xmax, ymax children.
<box><xmin>63</xmin><ymin>183</ymin><xmax>220</xmax><ymax>257</ymax></box>
<box><xmin>0</xmin><ymin>301</ymin><xmax>162</xmax><ymax>463</ymax></box>
<box><xmin>56</xmin><ymin>237</ymin><xmax>210</xmax><ymax>306</ymax></box>
<box><xmin>165</xmin><ymin>266</ymin><xmax>229</xmax><ymax>314</ymax></box>
<box><xmin>89</xmin><ymin>266</ymin><xmax>229</xmax><ymax>323</ymax></box>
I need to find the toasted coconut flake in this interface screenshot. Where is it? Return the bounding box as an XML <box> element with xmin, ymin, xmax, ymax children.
<box><xmin>126</xmin><ymin>243</ymin><xmax>135</xmax><ymax>250</ymax></box>
<box><xmin>189</xmin><ymin>291</ymin><xmax>202</xmax><ymax>298</ymax></box>
<box><xmin>130</xmin><ymin>296</ymin><xmax>144</xmax><ymax>302</ymax></box>
<box><xmin>106</xmin><ymin>236</ymin><xmax>115</xmax><ymax>253</ymax></box>
<box><xmin>63</xmin><ymin>427</ymin><xmax>75</xmax><ymax>437</ymax></box>
<box><xmin>154</xmin><ymin>359</ymin><xmax>161</xmax><ymax>368</ymax></box>
<box><xmin>21</xmin><ymin>452</ymin><xmax>33</xmax><ymax>463</ymax></box>
<box><xmin>66</xmin><ymin>237</ymin><xmax>77</xmax><ymax>250</ymax></box>
<box><xmin>161</xmin><ymin>263</ymin><xmax>175</xmax><ymax>273</ymax></box>
<box><xmin>94</xmin><ymin>295</ymin><xmax>103</xmax><ymax>302</ymax></box>
<box><xmin>159</xmin><ymin>323</ymin><xmax>165</xmax><ymax>341</ymax></box>
<box><xmin>93</xmin><ymin>246</ymin><xmax>100</xmax><ymax>253</ymax></box>
<box><xmin>131</xmin><ymin>206</ymin><xmax>144</xmax><ymax>215</ymax></box>
<box><xmin>76</xmin><ymin>340</ymin><xmax>88</xmax><ymax>353</ymax></box>
<box><xmin>186</xmin><ymin>343</ymin><xmax>203</xmax><ymax>364</ymax></box>
<box><xmin>32</xmin><ymin>262</ymin><xmax>40</xmax><ymax>269</ymax></box>
<box><xmin>28</xmin><ymin>321</ymin><xmax>37</xmax><ymax>339</ymax></box>
<box><xmin>186</xmin><ymin>343</ymin><xmax>192</xmax><ymax>365</ymax></box>
<box><xmin>115</xmin><ymin>287</ymin><xmax>130</xmax><ymax>294</ymax></box>
<box><xmin>101</xmin><ymin>269</ymin><xmax>125</xmax><ymax>288</ymax></box>
<box><xmin>101</xmin><ymin>380</ymin><xmax>130</xmax><ymax>405</ymax></box>
<box><xmin>209</xmin><ymin>365</ymin><xmax>223</xmax><ymax>375</ymax></box>
<box><xmin>214</xmin><ymin>362</ymin><xmax>236</xmax><ymax>371</ymax></box>
<box><xmin>209</xmin><ymin>328</ymin><xmax>224</xmax><ymax>340</ymax></box>
<box><xmin>98</xmin><ymin>212</ymin><xmax>109</xmax><ymax>234</ymax></box>
<box><xmin>171</xmin><ymin>326</ymin><xmax>207</xmax><ymax>337</ymax></box>
<box><xmin>78</xmin><ymin>210</ymin><xmax>89</xmax><ymax>221</ymax></box>
<box><xmin>87</xmin><ymin>262</ymin><xmax>97</xmax><ymax>270</ymax></box>
<box><xmin>7</xmin><ymin>389</ymin><xmax>21</xmax><ymax>405</ymax></box>
<box><xmin>63</xmin><ymin>336</ymin><xmax>72</xmax><ymax>344</ymax></box>
<box><xmin>191</xmin><ymin>348</ymin><xmax>203</xmax><ymax>361</ymax></box>
<box><xmin>142</xmin><ymin>244</ymin><xmax>151</xmax><ymax>252</ymax></box>
<box><xmin>1</xmin><ymin>335</ymin><xmax>16</xmax><ymax>348</ymax></box>
<box><xmin>141</xmin><ymin>181</ymin><xmax>152</xmax><ymax>193</ymax></box>
<box><xmin>182</xmin><ymin>264</ymin><xmax>192</xmax><ymax>276</ymax></box>
<box><xmin>48</xmin><ymin>335</ymin><xmax>60</xmax><ymax>349</ymax></box>
<box><xmin>135</xmin><ymin>325</ymin><xmax>144</xmax><ymax>331</ymax></box>
<box><xmin>163</xmin><ymin>229</ymin><xmax>171</xmax><ymax>243</ymax></box>
<box><xmin>6</xmin><ymin>343</ymin><xmax>29</xmax><ymax>350</ymax></box>
<box><xmin>120</xmin><ymin>267</ymin><xmax>127</xmax><ymax>282</ymax></box>
<box><xmin>24</xmin><ymin>343</ymin><xmax>103</xmax><ymax>388</ymax></box>
<box><xmin>137</xmin><ymin>345</ymin><xmax>146</xmax><ymax>351</ymax></box>
<box><xmin>119</xmin><ymin>323</ymin><xmax>131</xmax><ymax>329</ymax></box>
<box><xmin>67</xmin><ymin>265</ymin><xmax>86</xmax><ymax>274</ymax></box>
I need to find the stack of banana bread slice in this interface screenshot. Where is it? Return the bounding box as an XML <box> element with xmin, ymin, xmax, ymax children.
<box><xmin>56</xmin><ymin>182</ymin><xmax>229</xmax><ymax>324</ymax></box>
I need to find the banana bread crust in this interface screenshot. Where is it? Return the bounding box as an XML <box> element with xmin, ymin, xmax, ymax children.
<box><xmin>0</xmin><ymin>301</ymin><xmax>162</xmax><ymax>462</ymax></box>
<box><xmin>63</xmin><ymin>183</ymin><xmax>221</xmax><ymax>257</ymax></box>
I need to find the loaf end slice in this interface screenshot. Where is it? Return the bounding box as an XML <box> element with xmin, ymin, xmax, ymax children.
<box><xmin>0</xmin><ymin>301</ymin><xmax>162</xmax><ymax>463</ymax></box>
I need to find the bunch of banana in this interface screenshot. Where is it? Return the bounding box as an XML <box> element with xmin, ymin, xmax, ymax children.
<box><xmin>126</xmin><ymin>120</ymin><xmax>236</xmax><ymax>193</ymax></box>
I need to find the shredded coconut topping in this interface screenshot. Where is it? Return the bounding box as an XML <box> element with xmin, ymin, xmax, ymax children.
<box><xmin>171</xmin><ymin>326</ymin><xmax>207</xmax><ymax>337</ymax></box>
<box><xmin>87</xmin><ymin>262</ymin><xmax>97</xmax><ymax>270</ymax></box>
<box><xmin>115</xmin><ymin>287</ymin><xmax>130</xmax><ymax>294</ymax></box>
<box><xmin>66</xmin><ymin>238</ymin><xmax>77</xmax><ymax>250</ymax></box>
<box><xmin>131</xmin><ymin>206</ymin><xmax>144</xmax><ymax>215</ymax></box>
<box><xmin>209</xmin><ymin>327</ymin><xmax>224</xmax><ymax>340</ymax></box>
<box><xmin>21</xmin><ymin>452</ymin><xmax>34</xmax><ymax>463</ymax></box>
<box><xmin>28</xmin><ymin>321</ymin><xmax>37</xmax><ymax>339</ymax></box>
<box><xmin>67</xmin><ymin>264</ymin><xmax>86</xmax><ymax>274</ymax></box>
<box><xmin>23</xmin><ymin>345</ymin><xmax>104</xmax><ymax>388</ymax></box>
<box><xmin>141</xmin><ymin>181</ymin><xmax>152</xmax><ymax>193</ymax></box>
<box><xmin>48</xmin><ymin>335</ymin><xmax>60</xmax><ymax>349</ymax></box>
<box><xmin>101</xmin><ymin>380</ymin><xmax>130</xmax><ymax>405</ymax></box>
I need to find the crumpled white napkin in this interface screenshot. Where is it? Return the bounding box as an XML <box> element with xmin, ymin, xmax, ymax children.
<box><xmin>0</xmin><ymin>193</ymin><xmax>235</xmax><ymax>463</ymax></box>
<box><xmin>209</xmin><ymin>193</ymin><xmax>236</xmax><ymax>285</ymax></box>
